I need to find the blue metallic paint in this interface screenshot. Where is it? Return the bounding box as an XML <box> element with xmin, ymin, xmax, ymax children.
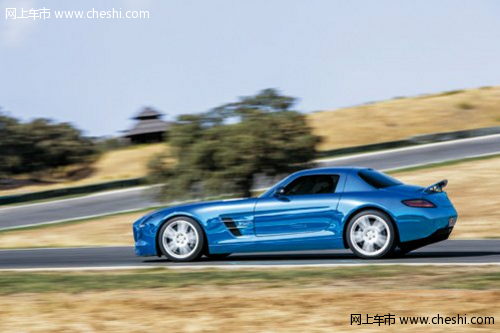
<box><xmin>133</xmin><ymin>167</ymin><xmax>457</xmax><ymax>257</ymax></box>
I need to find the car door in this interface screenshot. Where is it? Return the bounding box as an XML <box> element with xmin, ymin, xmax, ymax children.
<box><xmin>254</xmin><ymin>174</ymin><xmax>342</xmax><ymax>236</ymax></box>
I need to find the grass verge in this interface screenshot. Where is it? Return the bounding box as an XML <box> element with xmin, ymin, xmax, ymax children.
<box><xmin>0</xmin><ymin>266</ymin><xmax>499</xmax><ymax>332</ymax></box>
<box><xmin>1</xmin><ymin>266</ymin><xmax>500</xmax><ymax>294</ymax></box>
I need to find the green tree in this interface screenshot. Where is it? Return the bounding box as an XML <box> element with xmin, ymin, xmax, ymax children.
<box><xmin>20</xmin><ymin>118</ymin><xmax>96</xmax><ymax>172</ymax></box>
<box><xmin>0</xmin><ymin>113</ymin><xmax>24</xmax><ymax>176</ymax></box>
<box><xmin>0</xmin><ymin>112</ymin><xmax>97</xmax><ymax>177</ymax></box>
<box><xmin>149</xmin><ymin>89</ymin><xmax>320</xmax><ymax>199</ymax></box>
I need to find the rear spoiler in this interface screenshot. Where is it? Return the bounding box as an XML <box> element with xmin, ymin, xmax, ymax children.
<box><xmin>423</xmin><ymin>179</ymin><xmax>448</xmax><ymax>193</ymax></box>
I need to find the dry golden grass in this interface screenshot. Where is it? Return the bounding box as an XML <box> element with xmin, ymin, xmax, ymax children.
<box><xmin>0</xmin><ymin>155</ymin><xmax>498</xmax><ymax>249</ymax></box>
<box><xmin>86</xmin><ymin>144</ymin><xmax>166</xmax><ymax>182</ymax></box>
<box><xmin>393</xmin><ymin>156</ymin><xmax>500</xmax><ymax>239</ymax></box>
<box><xmin>308</xmin><ymin>86</ymin><xmax>500</xmax><ymax>151</ymax></box>
<box><xmin>0</xmin><ymin>211</ymin><xmax>152</xmax><ymax>248</ymax></box>
<box><xmin>0</xmin><ymin>144</ymin><xmax>166</xmax><ymax>196</ymax></box>
<box><xmin>0</xmin><ymin>265</ymin><xmax>498</xmax><ymax>332</ymax></box>
<box><xmin>0</xmin><ymin>287</ymin><xmax>498</xmax><ymax>332</ymax></box>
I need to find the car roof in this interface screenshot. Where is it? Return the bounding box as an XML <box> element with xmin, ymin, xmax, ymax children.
<box><xmin>292</xmin><ymin>166</ymin><xmax>369</xmax><ymax>176</ymax></box>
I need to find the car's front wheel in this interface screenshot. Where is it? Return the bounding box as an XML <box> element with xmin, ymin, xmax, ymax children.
<box><xmin>346</xmin><ymin>210</ymin><xmax>395</xmax><ymax>259</ymax></box>
<box><xmin>158</xmin><ymin>217</ymin><xmax>204</xmax><ymax>262</ymax></box>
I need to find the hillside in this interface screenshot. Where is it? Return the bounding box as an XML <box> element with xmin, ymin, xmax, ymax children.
<box><xmin>308</xmin><ymin>85</ymin><xmax>500</xmax><ymax>151</ymax></box>
<box><xmin>0</xmin><ymin>144</ymin><xmax>166</xmax><ymax>196</ymax></box>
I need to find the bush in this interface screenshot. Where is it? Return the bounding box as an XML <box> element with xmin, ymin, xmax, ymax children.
<box><xmin>457</xmin><ymin>102</ymin><xmax>474</xmax><ymax>110</ymax></box>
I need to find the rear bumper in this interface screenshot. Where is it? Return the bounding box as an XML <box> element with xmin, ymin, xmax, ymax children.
<box><xmin>399</xmin><ymin>226</ymin><xmax>453</xmax><ymax>252</ymax></box>
<box><xmin>396</xmin><ymin>205</ymin><xmax>457</xmax><ymax>242</ymax></box>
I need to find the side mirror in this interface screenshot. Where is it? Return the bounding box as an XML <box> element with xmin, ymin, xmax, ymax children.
<box><xmin>274</xmin><ymin>186</ymin><xmax>286</xmax><ymax>197</ymax></box>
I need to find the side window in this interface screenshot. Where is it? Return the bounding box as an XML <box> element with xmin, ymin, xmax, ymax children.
<box><xmin>283</xmin><ymin>175</ymin><xmax>339</xmax><ymax>196</ymax></box>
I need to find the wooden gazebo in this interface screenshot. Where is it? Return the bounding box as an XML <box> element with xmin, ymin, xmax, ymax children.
<box><xmin>123</xmin><ymin>107</ymin><xmax>171</xmax><ymax>144</ymax></box>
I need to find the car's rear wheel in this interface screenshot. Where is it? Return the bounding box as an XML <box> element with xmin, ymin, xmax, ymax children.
<box><xmin>205</xmin><ymin>253</ymin><xmax>231</xmax><ymax>260</ymax></box>
<box><xmin>158</xmin><ymin>217</ymin><xmax>204</xmax><ymax>262</ymax></box>
<box><xmin>346</xmin><ymin>210</ymin><xmax>395</xmax><ymax>259</ymax></box>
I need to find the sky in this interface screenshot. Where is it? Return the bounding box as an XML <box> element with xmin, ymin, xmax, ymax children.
<box><xmin>1</xmin><ymin>0</ymin><xmax>500</xmax><ymax>137</ymax></box>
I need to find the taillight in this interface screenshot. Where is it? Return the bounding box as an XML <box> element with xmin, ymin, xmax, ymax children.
<box><xmin>402</xmin><ymin>199</ymin><xmax>436</xmax><ymax>208</ymax></box>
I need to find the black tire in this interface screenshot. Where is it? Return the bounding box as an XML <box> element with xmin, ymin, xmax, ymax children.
<box><xmin>158</xmin><ymin>217</ymin><xmax>205</xmax><ymax>262</ymax></box>
<box><xmin>346</xmin><ymin>210</ymin><xmax>396</xmax><ymax>259</ymax></box>
<box><xmin>205</xmin><ymin>253</ymin><xmax>231</xmax><ymax>260</ymax></box>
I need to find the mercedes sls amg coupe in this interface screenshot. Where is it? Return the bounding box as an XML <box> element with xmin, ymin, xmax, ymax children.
<box><xmin>133</xmin><ymin>167</ymin><xmax>457</xmax><ymax>261</ymax></box>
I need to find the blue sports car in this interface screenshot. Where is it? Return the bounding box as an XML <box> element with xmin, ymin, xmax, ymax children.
<box><xmin>133</xmin><ymin>167</ymin><xmax>457</xmax><ymax>261</ymax></box>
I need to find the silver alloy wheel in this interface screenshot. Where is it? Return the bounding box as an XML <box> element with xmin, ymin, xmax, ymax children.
<box><xmin>350</xmin><ymin>214</ymin><xmax>391</xmax><ymax>257</ymax></box>
<box><xmin>161</xmin><ymin>220</ymin><xmax>199</xmax><ymax>259</ymax></box>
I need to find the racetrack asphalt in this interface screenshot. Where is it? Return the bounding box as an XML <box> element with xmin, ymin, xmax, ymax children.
<box><xmin>1</xmin><ymin>134</ymin><xmax>499</xmax><ymax>230</ymax></box>
<box><xmin>0</xmin><ymin>240</ymin><xmax>499</xmax><ymax>270</ymax></box>
<box><xmin>318</xmin><ymin>133</ymin><xmax>500</xmax><ymax>170</ymax></box>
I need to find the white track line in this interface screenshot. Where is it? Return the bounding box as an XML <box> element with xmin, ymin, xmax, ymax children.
<box><xmin>1</xmin><ymin>262</ymin><xmax>500</xmax><ymax>272</ymax></box>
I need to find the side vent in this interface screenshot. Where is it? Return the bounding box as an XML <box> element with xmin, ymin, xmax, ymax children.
<box><xmin>221</xmin><ymin>217</ymin><xmax>242</xmax><ymax>237</ymax></box>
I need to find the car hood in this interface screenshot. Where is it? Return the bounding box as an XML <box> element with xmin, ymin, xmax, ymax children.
<box><xmin>151</xmin><ymin>197</ymin><xmax>258</xmax><ymax>216</ymax></box>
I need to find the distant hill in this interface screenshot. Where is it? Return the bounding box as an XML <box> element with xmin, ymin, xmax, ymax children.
<box><xmin>307</xmin><ymin>86</ymin><xmax>500</xmax><ymax>151</ymax></box>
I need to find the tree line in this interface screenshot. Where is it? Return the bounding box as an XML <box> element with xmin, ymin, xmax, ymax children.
<box><xmin>1</xmin><ymin>89</ymin><xmax>320</xmax><ymax>199</ymax></box>
<box><xmin>0</xmin><ymin>112</ymin><xmax>97</xmax><ymax>178</ymax></box>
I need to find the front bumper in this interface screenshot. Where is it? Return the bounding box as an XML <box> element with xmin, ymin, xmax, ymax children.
<box><xmin>399</xmin><ymin>226</ymin><xmax>453</xmax><ymax>252</ymax></box>
<box><xmin>133</xmin><ymin>222</ymin><xmax>159</xmax><ymax>257</ymax></box>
